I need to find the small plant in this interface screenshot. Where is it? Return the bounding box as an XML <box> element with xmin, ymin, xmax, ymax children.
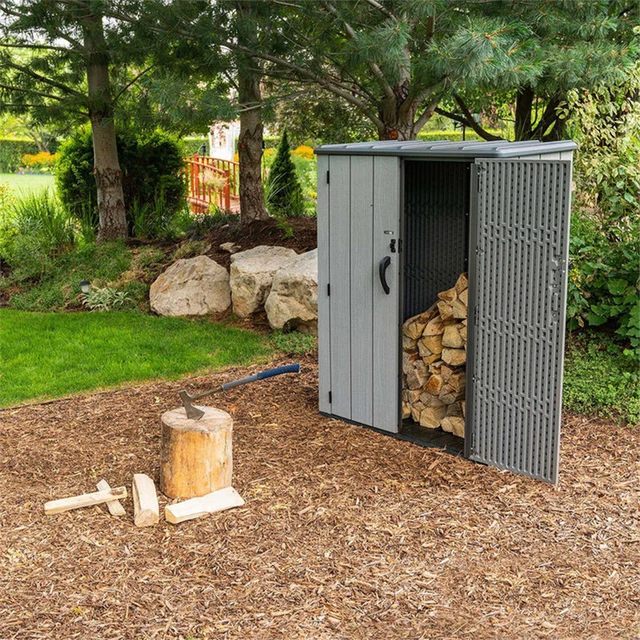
<box><xmin>82</xmin><ymin>287</ymin><xmax>130</xmax><ymax>312</ymax></box>
<box><xmin>271</xmin><ymin>330</ymin><xmax>317</xmax><ymax>355</ymax></box>
<box><xmin>266</xmin><ymin>131</ymin><xmax>305</xmax><ymax>217</ymax></box>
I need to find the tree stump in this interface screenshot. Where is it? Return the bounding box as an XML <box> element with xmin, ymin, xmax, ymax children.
<box><xmin>160</xmin><ymin>406</ymin><xmax>233</xmax><ymax>499</ymax></box>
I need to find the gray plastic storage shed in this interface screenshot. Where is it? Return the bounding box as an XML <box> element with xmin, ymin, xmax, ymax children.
<box><xmin>315</xmin><ymin>139</ymin><xmax>577</xmax><ymax>483</ymax></box>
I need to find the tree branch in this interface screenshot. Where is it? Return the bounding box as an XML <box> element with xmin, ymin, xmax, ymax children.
<box><xmin>4</xmin><ymin>60</ymin><xmax>84</xmax><ymax>98</ymax></box>
<box><xmin>362</xmin><ymin>0</ymin><xmax>396</xmax><ymax>21</ymax></box>
<box><xmin>113</xmin><ymin>65</ymin><xmax>154</xmax><ymax>103</ymax></box>
<box><xmin>320</xmin><ymin>0</ymin><xmax>395</xmax><ymax>101</ymax></box>
<box><xmin>453</xmin><ymin>94</ymin><xmax>503</xmax><ymax>141</ymax></box>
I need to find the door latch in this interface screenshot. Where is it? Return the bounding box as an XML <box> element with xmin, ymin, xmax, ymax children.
<box><xmin>389</xmin><ymin>239</ymin><xmax>396</xmax><ymax>253</ymax></box>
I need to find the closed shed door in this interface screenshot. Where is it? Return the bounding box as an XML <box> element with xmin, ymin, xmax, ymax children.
<box><xmin>317</xmin><ymin>154</ymin><xmax>401</xmax><ymax>433</ymax></box>
<box><xmin>468</xmin><ymin>159</ymin><xmax>572</xmax><ymax>483</ymax></box>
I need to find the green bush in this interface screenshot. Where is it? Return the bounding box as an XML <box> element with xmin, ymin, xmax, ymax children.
<box><xmin>0</xmin><ymin>139</ymin><xmax>40</xmax><ymax>172</ymax></box>
<box><xmin>564</xmin><ymin>81</ymin><xmax>640</xmax><ymax>359</ymax></box>
<box><xmin>55</xmin><ymin>128</ymin><xmax>187</xmax><ymax>239</ymax></box>
<box><xmin>564</xmin><ymin>330</ymin><xmax>639</xmax><ymax>425</ymax></box>
<box><xmin>265</xmin><ymin>131</ymin><xmax>305</xmax><ymax>217</ymax></box>
<box><xmin>568</xmin><ymin>213</ymin><xmax>639</xmax><ymax>357</ymax></box>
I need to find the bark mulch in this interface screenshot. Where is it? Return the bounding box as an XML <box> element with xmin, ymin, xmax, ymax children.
<box><xmin>0</xmin><ymin>356</ymin><xmax>638</xmax><ymax>640</ymax></box>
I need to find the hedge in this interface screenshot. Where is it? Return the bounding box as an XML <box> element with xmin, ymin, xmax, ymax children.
<box><xmin>0</xmin><ymin>139</ymin><xmax>40</xmax><ymax>172</ymax></box>
<box><xmin>417</xmin><ymin>130</ymin><xmax>505</xmax><ymax>142</ymax></box>
<box><xmin>182</xmin><ymin>137</ymin><xmax>209</xmax><ymax>156</ymax></box>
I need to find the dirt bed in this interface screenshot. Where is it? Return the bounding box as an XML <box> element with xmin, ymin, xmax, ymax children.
<box><xmin>0</xmin><ymin>356</ymin><xmax>638</xmax><ymax>639</ymax></box>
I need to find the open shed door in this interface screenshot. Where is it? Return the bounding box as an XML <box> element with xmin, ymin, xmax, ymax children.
<box><xmin>467</xmin><ymin>159</ymin><xmax>572</xmax><ymax>483</ymax></box>
<box><xmin>317</xmin><ymin>154</ymin><xmax>401</xmax><ymax>433</ymax></box>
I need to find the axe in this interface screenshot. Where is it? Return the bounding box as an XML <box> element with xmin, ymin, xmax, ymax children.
<box><xmin>178</xmin><ymin>363</ymin><xmax>301</xmax><ymax>420</ymax></box>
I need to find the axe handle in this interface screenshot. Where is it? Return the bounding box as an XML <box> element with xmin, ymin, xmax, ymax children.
<box><xmin>187</xmin><ymin>364</ymin><xmax>301</xmax><ymax>402</ymax></box>
<box><xmin>221</xmin><ymin>363</ymin><xmax>301</xmax><ymax>391</ymax></box>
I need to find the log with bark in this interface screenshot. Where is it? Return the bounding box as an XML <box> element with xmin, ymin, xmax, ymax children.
<box><xmin>402</xmin><ymin>273</ymin><xmax>467</xmax><ymax>438</ymax></box>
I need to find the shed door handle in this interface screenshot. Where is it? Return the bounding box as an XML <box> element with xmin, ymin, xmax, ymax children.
<box><xmin>379</xmin><ymin>256</ymin><xmax>391</xmax><ymax>294</ymax></box>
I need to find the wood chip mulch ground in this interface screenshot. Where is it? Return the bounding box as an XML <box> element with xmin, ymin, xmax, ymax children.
<box><xmin>0</xmin><ymin>356</ymin><xmax>638</xmax><ymax>640</ymax></box>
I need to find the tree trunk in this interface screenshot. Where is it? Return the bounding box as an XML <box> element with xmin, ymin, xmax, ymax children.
<box><xmin>237</xmin><ymin>63</ymin><xmax>269</xmax><ymax>223</ymax></box>
<box><xmin>82</xmin><ymin>6</ymin><xmax>127</xmax><ymax>241</ymax></box>
<box><xmin>236</xmin><ymin>1</ymin><xmax>269</xmax><ymax>224</ymax></box>
<box><xmin>514</xmin><ymin>86</ymin><xmax>534</xmax><ymax>141</ymax></box>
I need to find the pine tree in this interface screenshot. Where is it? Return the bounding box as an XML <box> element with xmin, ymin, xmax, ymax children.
<box><xmin>266</xmin><ymin>131</ymin><xmax>304</xmax><ymax>217</ymax></box>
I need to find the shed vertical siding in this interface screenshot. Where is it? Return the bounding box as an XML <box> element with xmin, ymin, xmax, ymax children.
<box><xmin>317</xmin><ymin>154</ymin><xmax>331</xmax><ymax>414</ymax></box>
<box><xmin>468</xmin><ymin>159</ymin><xmax>572</xmax><ymax>483</ymax></box>
<box><xmin>372</xmin><ymin>156</ymin><xmax>401</xmax><ymax>432</ymax></box>
<box><xmin>328</xmin><ymin>155</ymin><xmax>352</xmax><ymax>419</ymax></box>
<box><xmin>350</xmin><ymin>156</ymin><xmax>374</xmax><ymax>425</ymax></box>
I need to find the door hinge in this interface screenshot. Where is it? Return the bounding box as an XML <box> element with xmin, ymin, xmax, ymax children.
<box><xmin>328</xmin><ymin>391</ymin><xmax>332</xmax><ymax>403</ymax></box>
<box><xmin>326</xmin><ymin>170</ymin><xmax>330</xmax><ymax>184</ymax></box>
<box><xmin>327</xmin><ymin>283</ymin><xmax>331</xmax><ymax>296</ymax></box>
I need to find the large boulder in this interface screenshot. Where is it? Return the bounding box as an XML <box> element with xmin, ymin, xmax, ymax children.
<box><xmin>150</xmin><ymin>256</ymin><xmax>231</xmax><ymax>316</ymax></box>
<box><xmin>229</xmin><ymin>245</ymin><xmax>298</xmax><ymax>317</ymax></box>
<box><xmin>265</xmin><ymin>249</ymin><xmax>318</xmax><ymax>334</ymax></box>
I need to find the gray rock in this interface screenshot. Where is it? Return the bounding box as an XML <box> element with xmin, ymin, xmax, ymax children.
<box><xmin>229</xmin><ymin>245</ymin><xmax>298</xmax><ymax>317</ymax></box>
<box><xmin>265</xmin><ymin>249</ymin><xmax>318</xmax><ymax>334</ymax></box>
<box><xmin>150</xmin><ymin>256</ymin><xmax>230</xmax><ymax>316</ymax></box>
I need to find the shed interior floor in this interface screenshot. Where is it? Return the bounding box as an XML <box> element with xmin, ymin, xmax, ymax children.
<box><xmin>400</xmin><ymin>420</ymin><xmax>464</xmax><ymax>454</ymax></box>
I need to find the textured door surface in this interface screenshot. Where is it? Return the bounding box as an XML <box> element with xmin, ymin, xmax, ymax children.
<box><xmin>317</xmin><ymin>154</ymin><xmax>401</xmax><ymax>433</ymax></box>
<box><xmin>468</xmin><ymin>159</ymin><xmax>572</xmax><ymax>483</ymax></box>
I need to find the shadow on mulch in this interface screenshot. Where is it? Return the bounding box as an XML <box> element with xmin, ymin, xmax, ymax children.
<box><xmin>0</xmin><ymin>355</ymin><xmax>638</xmax><ymax>639</ymax></box>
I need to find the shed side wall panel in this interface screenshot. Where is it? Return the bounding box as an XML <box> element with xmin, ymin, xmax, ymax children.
<box><xmin>317</xmin><ymin>154</ymin><xmax>331</xmax><ymax>413</ymax></box>
<box><xmin>469</xmin><ymin>159</ymin><xmax>572</xmax><ymax>483</ymax></box>
<box><xmin>328</xmin><ymin>155</ymin><xmax>352</xmax><ymax>419</ymax></box>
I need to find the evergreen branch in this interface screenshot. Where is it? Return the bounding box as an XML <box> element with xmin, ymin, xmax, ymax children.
<box><xmin>0</xmin><ymin>43</ymin><xmax>74</xmax><ymax>53</ymax></box>
<box><xmin>0</xmin><ymin>82</ymin><xmax>71</xmax><ymax>103</ymax></box>
<box><xmin>3</xmin><ymin>61</ymin><xmax>84</xmax><ymax>98</ymax></box>
<box><xmin>113</xmin><ymin>65</ymin><xmax>154</xmax><ymax>103</ymax></box>
<box><xmin>362</xmin><ymin>0</ymin><xmax>396</xmax><ymax>21</ymax></box>
<box><xmin>320</xmin><ymin>1</ymin><xmax>395</xmax><ymax>101</ymax></box>
<box><xmin>453</xmin><ymin>94</ymin><xmax>503</xmax><ymax>141</ymax></box>
<box><xmin>413</xmin><ymin>99</ymin><xmax>439</xmax><ymax>133</ymax></box>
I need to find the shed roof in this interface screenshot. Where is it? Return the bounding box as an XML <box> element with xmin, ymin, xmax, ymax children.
<box><xmin>314</xmin><ymin>139</ymin><xmax>577</xmax><ymax>158</ymax></box>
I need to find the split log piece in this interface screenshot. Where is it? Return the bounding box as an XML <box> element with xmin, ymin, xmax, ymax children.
<box><xmin>420</xmin><ymin>405</ymin><xmax>447</xmax><ymax>428</ymax></box>
<box><xmin>455</xmin><ymin>273</ymin><xmax>468</xmax><ymax>293</ymax></box>
<box><xmin>165</xmin><ymin>487</ymin><xmax>245</xmax><ymax>525</ymax></box>
<box><xmin>132</xmin><ymin>473</ymin><xmax>159</xmax><ymax>527</ymax></box>
<box><xmin>44</xmin><ymin>486</ymin><xmax>127</xmax><ymax>515</ymax></box>
<box><xmin>96</xmin><ymin>479</ymin><xmax>126</xmax><ymax>517</ymax></box>
<box><xmin>425</xmin><ymin>374</ymin><xmax>444</xmax><ymax>395</ymax></box>
<box><xmin>442</xmin><ymin>325</ymin><xmax>464</xmax><ymax>349</ymax></box>
<box><xmin>442</xmin><ymin>347</ymin><xmax>466</xmax><ymax>366</ymax></box>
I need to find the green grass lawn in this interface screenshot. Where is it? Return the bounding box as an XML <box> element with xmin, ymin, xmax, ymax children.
<box><xmin>0</xmin><ymin>309</ymin><xmax>273</xmax><ymax>408</ymax></box>
<box><xmin>0</xmin><ymin>173</ymin><xmax>55</xmax><ymax>197</ymax></box>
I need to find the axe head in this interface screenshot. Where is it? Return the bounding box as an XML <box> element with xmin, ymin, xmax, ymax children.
<box><xmin>178</xmin><ymin>390</ymin><xmax>205</xmax><ymax>420</ymax></box>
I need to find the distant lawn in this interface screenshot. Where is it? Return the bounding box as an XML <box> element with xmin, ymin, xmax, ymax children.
<box><xmin>0</xmin><ymin>173</ymin><xmax>55</xmax><ymax>197</ymax></box>
<box><xmin>0</xmin><ymin>310</ymin><xmax>273</xmax><ymax>407</ymax></box>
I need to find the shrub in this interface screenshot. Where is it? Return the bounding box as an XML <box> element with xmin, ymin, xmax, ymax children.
<box><xmin>265</xmin><ymin>131</ymin><xmax>305</xmax><ymax>218</ymax></box>
<box><xmin>21</xmin><ymin>151</ymin><xmax>58</xmax><ymax>172</ymax></box>
<box><xmin>271</xmin><ymin>330</ymin><xmax>317</xmax><ymax>355</ymax></box>
<box><xmin>293</xmin><ymin>145</ymin><xmax>315</xmax><ymax>160</ymax></box>
<box><xmin>564</xmin><ymin>79</ymin><xmax>640</xmax><ymax>359</ymax></box>
<box><xmin>416</xmin><ymin>129</ymin><xmax>502</xmax><ymax>142</ymax></box>
<box><xmin>55</xmin><ymin>128</ymin><xmax>187</xmax><ymax>239</ymax></box>
<box><xmin>182</xmin><ymin>137</ymin><xmax>209</xmax><ymax>156</ymax></box>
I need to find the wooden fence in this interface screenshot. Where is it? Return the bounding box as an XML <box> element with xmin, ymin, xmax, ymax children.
<box><xmin>183</xmin><ymin>155</ymin><xmax>240</xmax><ymax>214</ymax></box>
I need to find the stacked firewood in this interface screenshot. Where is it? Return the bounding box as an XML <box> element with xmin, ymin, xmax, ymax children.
<box><xmin>401</xmin><ymin>273</ymin><xmax>468</xmax><ymax>438</ymax></box>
